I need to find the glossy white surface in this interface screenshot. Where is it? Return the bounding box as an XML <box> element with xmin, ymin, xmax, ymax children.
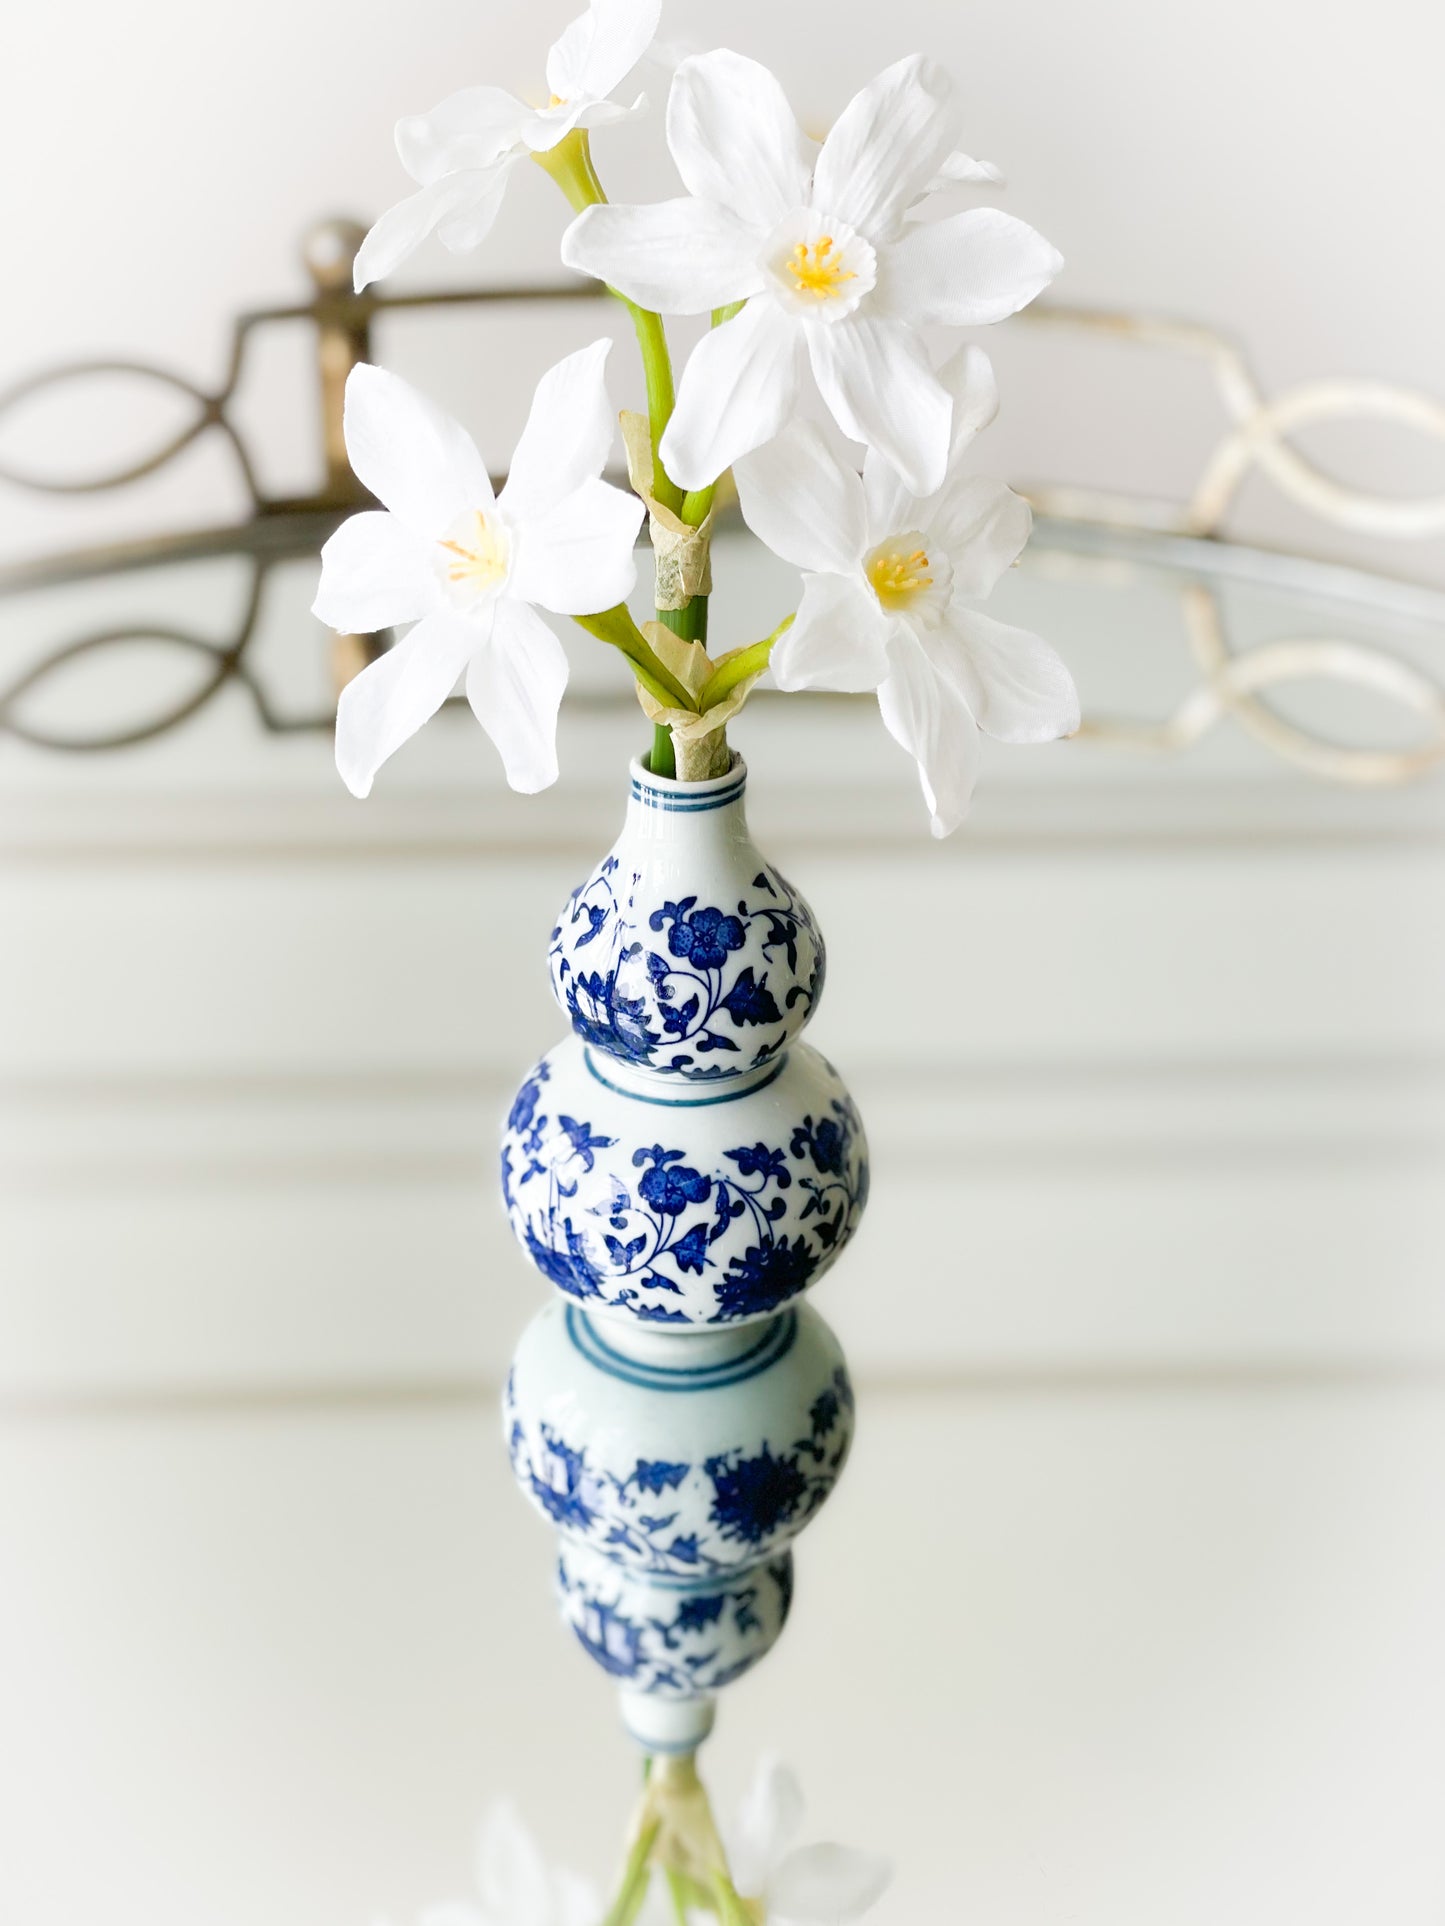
<box><xmin>1</xmin><ymin>1384</ymin><xmax>1443</xmax><ymax>1926</ymax></box>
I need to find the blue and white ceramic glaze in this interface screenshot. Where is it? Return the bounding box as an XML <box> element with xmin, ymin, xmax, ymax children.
<box><xmin>548</xmin><ymin>757</ymin><xmax>824</xmax><ymax>1081</ymax></box>
<box><xmin>505</xmin><ymin>1298</ymin><xmax>854</xmax><ymax>1578</ymax></box>
<box><xmin>556</xmin><ymin>1540</ymin><xmax>793</xmax><ymax>1700</ymax></box>
<box><xmin>502</xmin><ymin>755</ymin><xmax>864</xmax><ymax>1750</ymax></box>
<box><xmin>500</xmin><ymin>1034</ymin><xmax>868</xmax><ymax>1328</ymax></box>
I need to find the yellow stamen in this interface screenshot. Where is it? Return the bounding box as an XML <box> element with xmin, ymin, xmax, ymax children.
<box><xmin>868</xmin><ymin>543</ymin><xmax>934</xmax><ymax>608</ymax></box>
<box><xmin>438</xmin><ymin>511</ymin><xmax>508</xmax><ymax>591</ymax></box>
<box><xmin>786</xmin><ymin>234</ymin><xmax>855</xmax><ymax>300</ymax></box>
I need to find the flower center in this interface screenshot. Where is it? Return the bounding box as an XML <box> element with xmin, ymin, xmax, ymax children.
<box><xmin>785</xmin><ymin>234</ymin><xmax>855</xmax><ymax>301</ymax></box>
<box><xmin>437</xmin><ymin>508</ymin><xmax>510</xmax><ymax>607</ymax></box>
<box><xmin>868</xmin><ymin>543</ymin><xmax>933</xmax><ymax>606</ymax></box>
<box><xmin>765</xmin><ymin>210</ymin><xmax>876</xmax><ymax>321</ymax></box>
<box><xmin>864</xmin><ymin>531</ymin><xmax>953</xmax><ymax>627</ymax></box>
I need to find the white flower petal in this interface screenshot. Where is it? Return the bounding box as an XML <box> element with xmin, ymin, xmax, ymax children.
<box><xmin>877</xmin><ymin>633</ymin><xmax>981</xmax><ymax>837</ymax></box>
<box><xmin>353</xmin><ymin>171</ymin><xmax>502</xmax><ymax>291</ymax></box>
<box><xmin>502</xmin><ymin>338</ymin><xmax>616</xmax><ymax>523</ymax></box>
<box><xmin>546</xmin><ymin>0</ymin><xmax>661</xmax><ymax>105</ymax></box>
<box><xmin>333</xmin><ymin>611</ymin><xmax>477</xmax><ymax>798</ymax></box>
<box><xmin>561</xmin><ymin>198</ymin><xmax>765</xmax><ymax>314</ymax></box>
<box><xmin>729</xmin><ymin>1757</ymin><xmax>806</xmax><ymax>1894</ymax></box>
<box><xmin>659</xmin><ymin>298</ymin><xmax>803</xmax><ymax>491</ymax></box>
<box><xmin>938</xmin><ymin>343</ymin><xmax>1000</xmax><ymax>461</ymax></box>
<box><xmin>668</xmin><ymin>50</ymin><xmax>815</xmax><ymax>230</ymax></box>
<box><xmin>769</xmin><ymin>572</ymin><xmax>891</xmax><ymax>694</ymax></box>
<box><xmin>861</xmin><ymin>452</ymin><xmax>915</xmax><ymax>547</ymax></box>
<box><xmin>343</xmin><ymin>363</ymin><xmax>495</xmax><ymax>537</ymax></box>
<box><xmin>934</xmin><ymin>149</ymin><xmax>1004</xmax><ymax>187</ymax></box>
<box><xmin>572</xmin><ymin>93</ymin><xmax>646</xmax><ymax>135</ymax></box>
<box><xmin>434</xmin><ymin>159</ymin><xmax>518</xmax><ymax>253</ymax></box>
<box><xmin>812</xmin><ymin>54</ymin><xmax>961</xmax><ymax>240</ymax></box>
<box><xmin>878</xmin><ymin>207</ymin><xmax>1062</xmax><ymax>325</ymax></box>
<box><xmin>550</xmin><ymin>1869</ymin><xmax>603</xmax><ymax>1926</ymax></box>
<box><xmin>467</xmin><ymin>599</ymin><xmax>569</xmax><ymax>793</ymax></box>
<box><xmin>864</xmin><ymin>345</ymin><xmax>999</xmax><ymax>545</ymax></box>
<box><xmin>312</xmin><ymin>510</ymin><xmax>442</xmax><ymax>632</ymax></box>
<box><xmin>946</xmin><ymin>607</ymin><xmax>1080</xmax><ymax>743</ymax></box>
<box><xmin>518</xmin><ymin>98</ymin><xmax>587</xmax><ymax>153</ymax></box>
<box><xmin>475</xmin><ymin>1799</ymin><xmax>553</xmax><ymax>1926</ymax></box>
<box><xmin>768</xmin><ymin>1843</ymin><xmax>894</xmax><ymax>1924</ymax></box>
<box><xmin>510</xmin><ymin>476</ymin><xmax>643</xmax><ymax>614</ymax></box>
<box><xmin>807</xmin><ymin>316</ymin><xmax>951</xmax><ymax>497</ymax></box>
<box><xmin>734</xmin><ymin>421</ymin><xmax>868</xmax><ymax>574</ymax></box>
<box><xmin>928</xmin><ymin>476</ymin><xmax>1032</xmax><ymax>597</ymax></box>
<box><xmin>395</xmin><ymin>87</ymin><xmax>530</xmax><ymax>184</ymax></box>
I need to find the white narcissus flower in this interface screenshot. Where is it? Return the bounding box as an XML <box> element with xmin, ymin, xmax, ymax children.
<box><xmin>561</xmin><ymin>49</ymin><xmax>1061</xmax><ymax>496</ymax></box>
<box><xmin>313</xmin><ymin>340</ymin><xmax>644</xmax><ymax>798</ymax></box>
<box><xmin>353</xmin><ymin>0</ymin><xmax>661</xmax><ymax>292</ymax></box>
<box><xmin>713</xmin><ymin>1758</ymin><xmax>892</xmax><ymax>1926</ymax></box>
<box><xmin>415</xmin><ymin>1800</ymin><xmax>600</xmax><ymax>1926</ymax></box>
<box><xmin>734</xmin><ymin>347</ymin><xmax>1079</xmax><ymax>838</ymax></box>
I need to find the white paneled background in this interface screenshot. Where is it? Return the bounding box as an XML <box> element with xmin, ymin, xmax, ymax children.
<box><xmin>3</xmin><ymin>2</ymin><xmax>1445</xmax><ymax>1924</ymax></box>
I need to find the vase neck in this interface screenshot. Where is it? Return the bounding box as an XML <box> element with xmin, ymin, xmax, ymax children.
<box><xmin>622</xmin><ymin>755</ymin><xmax>749</xmax><ymax>850</ymax></box>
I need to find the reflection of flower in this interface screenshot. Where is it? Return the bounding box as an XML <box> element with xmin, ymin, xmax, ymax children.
<box><xmin>354</xmin><ymin>0</ymin><xmax>661</xmax><ymax>292</ymax></box>
<box><xmin>723</xmin><ymin>1758</ymin><xmax>892</xmax><ymax>1926</ymax></box>
<box><xmin>314</xmin><ymin>344</ymin><xmax>643</xmax><ymax>799</ymax></box>
<box><xmin>706</xmin><ymin>1446</ymin><xmax>810</xmax><ymax>1545</ymax></box>
<box><xmin>734</xmin><ymin>348</ymin><xmax>1078</xmax><ymax>837</ymax></box>
<box><xmin>562</xmin><ymin>49</ymin><xmax>1059</xmax><ymax>495</ymax></box>
<box><xmin>408</xmin><ymin>1799</ymin><xmax>600</xmax><ymax>1926</ymax></box>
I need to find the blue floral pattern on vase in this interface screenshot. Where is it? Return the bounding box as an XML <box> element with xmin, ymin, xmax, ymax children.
<box><xmin>505</xmin><ymin>1348</ymin><xmax>855</xmax><ymax>1579</ymax></box>
<box><xmin>556</xmin><ymin>1543</ymin><xmax>794</xmax><ymax>1698</ymax></box>
<box><xmin>550</xmin><ymin>857</ymin><xmax>824</xmax><ymax>1081</ymax></box>
<box><xmin>501</xmin><ymin>1038</ymin><xmax>869</xmax><ymax>1326</ymax></box>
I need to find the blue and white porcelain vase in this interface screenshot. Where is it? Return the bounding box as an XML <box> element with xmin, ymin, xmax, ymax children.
<box><xmin>501</xmin><ymin>754</ymin><xmax>868</xmax><ymax>1752</ymax></box>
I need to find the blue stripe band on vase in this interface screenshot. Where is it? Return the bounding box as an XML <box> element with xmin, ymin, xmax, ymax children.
<box><xmin>565</xmin><ymin>1304</ymin><xmax>798</xmax><ymax>1391</ymax></box>
<box><xmin>583</xmin><ymin>1048</ymin><xmax>787</xmax><ymax>1105</ymax></box>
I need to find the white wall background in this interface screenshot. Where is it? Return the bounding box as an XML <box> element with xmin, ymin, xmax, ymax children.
<box><xmin>3</xmin><ymin>0</ymin><xmax>1445</xmax><ymax>573</ymax></box>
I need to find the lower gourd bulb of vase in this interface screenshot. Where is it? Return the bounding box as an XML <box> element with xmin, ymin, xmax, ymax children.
<box><xmin>557</xmin><ymin>1538</ymin><xmax>794</xmax><ymax>1748</ymax></box>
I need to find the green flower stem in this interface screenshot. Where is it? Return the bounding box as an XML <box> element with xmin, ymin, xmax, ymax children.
<box><xmin>571</xmin><ymin>606</ymin><xmax>699</xmax><ymax>712</ymax></box>
<box><xmin>600</xmin><ymin>1817</ymin><xmax>661</xmax><ymax>1926</ymax></box>
<box><xmin>653</xmin><ymin>593</ymin><xmax>708</xmax><ymax>773</ymax></box>
<box><xmin>710</xmin><ymin>1871</ymin><xmax>757</xmax><ymax>1926</ymax></box>
<box><xmin>665</xmin><ymin>1868</ymin><xmax>705</xmax><ymax>1923</ymax></box>
<box><xmin>696</xmin><ymin>614</ymin><xmax>794</xmax><ymax>711</ymax></box>
<box><xmin>650</xmin><ymin>723</ymin><xmax>677</xmax><ymax>779</ymax></box>
<box><xmin>657</xmin><ymin>594</ymin><xmax>708</xmax><ymax>647</ymax></box>
<box><xmin>533</xmin><ymin>134</ymin><xmax>684</xmax><ymax>517</ymax></box>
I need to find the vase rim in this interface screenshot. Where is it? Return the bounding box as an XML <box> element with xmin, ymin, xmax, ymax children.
<box><xmin>628</xmin><ymin>750</ymin><xmax>746</xmax><ymax>797</ymax></box>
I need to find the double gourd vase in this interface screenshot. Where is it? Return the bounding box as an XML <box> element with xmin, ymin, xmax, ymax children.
<box><xmin>501</xmin><ymin>754</ymin><xmax>869</xmax><ymax>1751</ymax></box>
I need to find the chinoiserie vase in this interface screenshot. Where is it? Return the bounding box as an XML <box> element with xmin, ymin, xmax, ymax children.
<box><xmin>501</xmin><ymin>754</ymin><xmax>868</xmax><ymax>1752</ymax></box>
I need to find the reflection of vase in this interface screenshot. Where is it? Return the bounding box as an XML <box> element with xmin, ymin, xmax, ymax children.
<box><xmin>502</xmin><ymin>755</ymin><xmax>868</xmax><ymax>1752</ymax></box>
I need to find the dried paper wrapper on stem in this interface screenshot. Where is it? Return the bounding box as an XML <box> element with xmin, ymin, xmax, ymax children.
<box><xmin>636</xmin><ymin>623</ymin><xmax>763</xmax><ymax>781</ymax></box>
<box><xmin>621</xmin><ymin>411</ymin><xmax>715</xmax><ymax>609</ymax></box>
